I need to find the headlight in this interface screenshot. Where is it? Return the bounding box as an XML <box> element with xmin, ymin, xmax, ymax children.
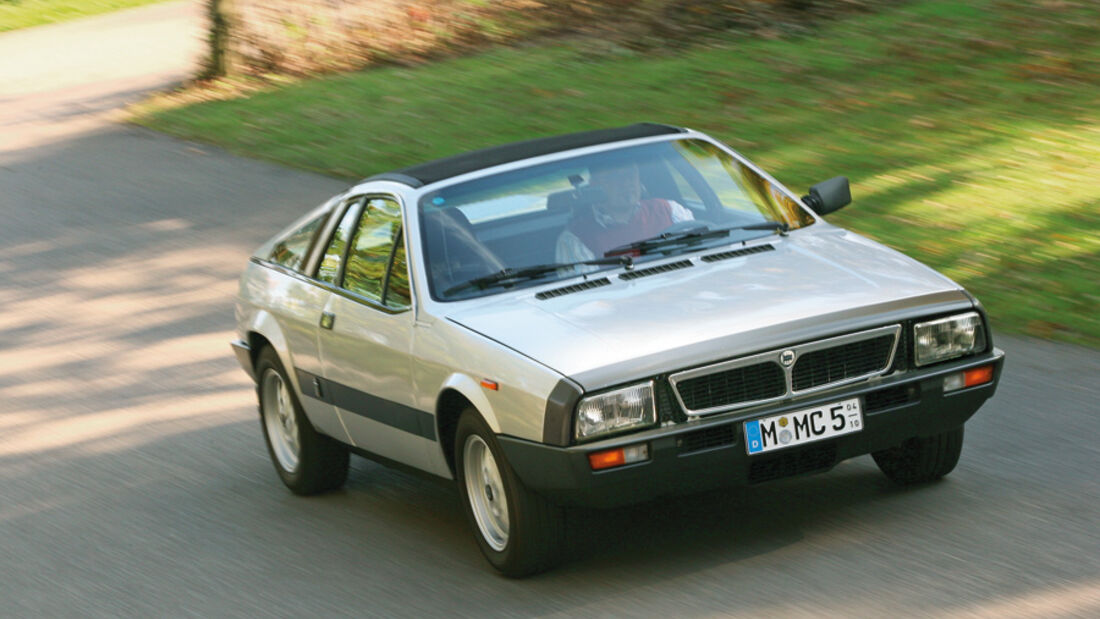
<box><xmin>914</xmin><ymin>311</ymin><xmax>986</xmax><ymax>367</ymax></box>
<box><xmin>575</xmin><ymin>381</ymin><xmax>656</xmax><ymax>441</ymax></box>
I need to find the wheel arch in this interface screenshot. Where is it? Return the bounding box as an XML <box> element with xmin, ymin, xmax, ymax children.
<box><xmin>247</xmin><ymin>331</ymin><xmax>273</xmax><ymax>367</ymax></box>
<box><xmin>435</xmin><ymin>375</ymin><xmax>500</xmax><ymax>476</ymax></box>
<box><xmin>244</xmin><ymin>310</ymin><xmax>296</xmax><ymax>389</ymax></box>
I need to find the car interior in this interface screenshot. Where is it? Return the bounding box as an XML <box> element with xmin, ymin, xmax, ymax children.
<box><xmin>417</xmin><ymin>144</ymin><xmax>783</xmax><ymax>299</ymax></box>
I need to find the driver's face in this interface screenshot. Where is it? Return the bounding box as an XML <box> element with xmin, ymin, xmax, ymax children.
<box><xmin>592</xmin><ymin>165</ymin><xmax>642</xmax><ymax>220</ymax></box>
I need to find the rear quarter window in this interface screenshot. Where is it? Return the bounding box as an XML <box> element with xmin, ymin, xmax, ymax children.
<box><xmin>268</xmin><ymin>211</ymin><xmax>328</xmax><ymax>272</ymax></box>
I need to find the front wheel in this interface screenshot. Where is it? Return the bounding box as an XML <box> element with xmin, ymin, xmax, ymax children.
<box><xmin>872</xmin><ymin>426</ymin><xmax>964</xmax><ymax>485</ymax></box>
<box><xmin>455</xmin><ymin>409</ymin><xmax>564</xmax><ymax>577</ymax></box>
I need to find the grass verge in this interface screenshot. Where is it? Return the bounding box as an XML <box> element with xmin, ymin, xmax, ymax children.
<box><xmin>132</xmin><ymin>0</ymin><xmax>1100</xmax><ymax>347</ymax></box>
<box><xmin>0</xmin><ymin>0</ymin><xmax>167</xmax><ymax>33</ymax></box>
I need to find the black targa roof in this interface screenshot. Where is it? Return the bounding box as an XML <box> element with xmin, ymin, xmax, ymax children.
<box><xmin>362</xmin><ymin>123</ymin><xmax>687</xmax><ymax>188</ymax></box>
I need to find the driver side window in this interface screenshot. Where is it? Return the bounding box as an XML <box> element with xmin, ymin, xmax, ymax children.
<box><xmin>344</xmin><ymin>197</ymin><xmax>411</xmax><ymax>310</ymax></box>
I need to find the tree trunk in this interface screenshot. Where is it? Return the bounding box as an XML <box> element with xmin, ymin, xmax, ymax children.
<box><xmin>205</xmin><ymin>0</ymin><xmax>233</xmax><ymax>78</ymax></box>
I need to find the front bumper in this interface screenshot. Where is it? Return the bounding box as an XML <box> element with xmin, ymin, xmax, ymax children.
<box><xmin>499</xmin><ymin>348</ymin><xmax>1004</xmax><ymax>508</ymax></box>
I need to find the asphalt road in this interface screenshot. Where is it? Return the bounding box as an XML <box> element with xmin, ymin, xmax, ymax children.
<box><xmin>1</xmin><ymin>3</ymin><xmax>1098</xmax><ymax>617</ymax></box>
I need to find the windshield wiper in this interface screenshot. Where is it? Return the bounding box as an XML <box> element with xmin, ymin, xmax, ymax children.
<box><xmin>443</xmin><ymin>255</ymin><xmax>632</xmax><ymax>296</ymax></box>
<box><xmin>442</xmin><ymin>221</ymin><xmax>788</xmax><ymax>295</ymax></box>
<box><xmin>604</xmin><ymin>221</ymin><xmax>789</xmax><ymax>257</ymax></box>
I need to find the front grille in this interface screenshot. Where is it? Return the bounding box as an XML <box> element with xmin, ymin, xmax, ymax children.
<box><xmin>792</xmin><ymin>335</ymin><xmax>896</xmax><ymax>391</ymax></box>
<box><xmin>676</xmin><ymin>362</ymin><xmax>785</xmax><ymax>411</ymax></box>
<box><xmin>748</xmin><ymin>441</ymin><xmax>837</xmax><ymax>484</ymax></box>
<box><xmin>670</xmin><ymin>325</ymin><xmax>900</xmax><ymax>415</ymax></box>
<box><xmin>680</xmin><ymin>424</ymin><xmax>737</xmax><ymax>453</ymax></box>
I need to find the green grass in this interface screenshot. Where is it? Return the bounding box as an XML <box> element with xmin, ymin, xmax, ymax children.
<box><xmin>132</xmin><ymin>0</ymin><xmax>1100</xmax><ymax>347</ymax></box>
<box><xmin>0</xmin><ymin>0</ymin><xmax>167</xmax><ymax>32</ymax></box>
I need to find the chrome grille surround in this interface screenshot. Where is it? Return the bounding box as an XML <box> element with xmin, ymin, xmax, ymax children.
<box><xmin>669</xmin><ymin>324</ymin><xmax>901</xmax><ymax>417</ymax></box>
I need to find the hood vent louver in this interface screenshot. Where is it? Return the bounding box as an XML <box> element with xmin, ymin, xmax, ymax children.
<box><xmin>619</xmin><ymin>259</ymin><xmax>694</xmax><ymax>281</ymax></box>
<box><xmin>536</xmin><ymin>277</ymin><xmax>611</xmax><ymax>300</ymax></box>
<box><xmin>701</xmin><ymin>243</ymin><xmax>775</xmax><ymax>263</ymax></box>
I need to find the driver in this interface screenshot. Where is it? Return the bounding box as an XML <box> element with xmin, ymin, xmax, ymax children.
<box><xmin>555</xmin><ymin>161</ymin><xmax>694</xmax><ymax>263</ymax></box>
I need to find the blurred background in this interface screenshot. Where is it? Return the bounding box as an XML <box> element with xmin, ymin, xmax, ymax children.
<box><xmin>140</xmin><ymin>0</ymin><xmax>1099</xmax><ymax>347</ymax></box>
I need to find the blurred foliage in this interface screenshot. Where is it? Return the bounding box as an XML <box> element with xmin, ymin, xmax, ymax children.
<box><xmin>211</xmin><ymin>0</ymin><xmax>531</xmax><ymax>76</ymax></box>
<box><xmin>135</xmin><ymin>0</ymin><xmax>1100</xmax><ymax>347</ymax></box>
<box><xmin>0</xmin><ymin>0</ymin><xmax>166</xmax><ymax>32</ymax></box>
<box><xmin>209</xmin><ymin>0</ymin><xmax>904</xmax><ymax>76</ymax></box>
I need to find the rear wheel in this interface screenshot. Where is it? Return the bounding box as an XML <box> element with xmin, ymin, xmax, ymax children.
<box><xmin>455</xmin><ymin>409</ymin><xmax>564</xmax><ymax>577</ymax></box>
<box><xmin>256</xmin><ymin>347</ymin><xmax>349</xmax><ymax>495</ymax></box>
<box><xmin>872</xmin><ymin>426</ymin><xmax>964</xmax><ymax>485</ymax></box>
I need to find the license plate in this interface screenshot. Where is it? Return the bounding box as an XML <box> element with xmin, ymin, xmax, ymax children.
<box><xmin>744</xmin><ymin>398</ymin><xmax>863</xmax><ymax>455</ymax></box>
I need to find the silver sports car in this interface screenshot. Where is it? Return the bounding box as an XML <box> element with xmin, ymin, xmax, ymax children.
<box><xmin>231</xmin><ymin>123</ymin><xmax>1004</xmax><ymax>576</ymax></box>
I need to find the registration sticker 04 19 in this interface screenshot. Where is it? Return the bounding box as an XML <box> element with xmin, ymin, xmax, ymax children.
<box><xmin>744</xmin><ymin>398</ymin><xmax>863</xmax><ymax>455</ymax></box>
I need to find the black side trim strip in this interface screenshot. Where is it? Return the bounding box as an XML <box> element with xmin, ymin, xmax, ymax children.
<box><xmin>296</xmin><ymin>369</ymin><xmax>436</xmax><ymax>441</ymax></box>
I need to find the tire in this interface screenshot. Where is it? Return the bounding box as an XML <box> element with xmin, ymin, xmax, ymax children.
<box><xmin>872</xmin><ymin>426</ymin><xmax>964</xmax><ymax>485</ymax></box>
<box><xmin>455</xmin><ymin>408</ymin><xmax>564</xmax><ymax>577</ymax></box>
<box><xmin>255</xmin><ymin>346</ymin><xmax>349</xmax><ymax>495</ymax></box>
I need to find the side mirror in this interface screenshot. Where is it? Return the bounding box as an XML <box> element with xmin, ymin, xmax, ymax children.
<box><xmin>802</xmin><ymin>176</ymin><xmax>851</xmax><ymax>216</ymax></box>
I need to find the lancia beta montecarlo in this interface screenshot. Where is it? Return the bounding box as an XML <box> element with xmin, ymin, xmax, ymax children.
<box><xmin>231</xmin><ymin>123</ymin><xmax>1005</xmax><ymax>576</ymax></box>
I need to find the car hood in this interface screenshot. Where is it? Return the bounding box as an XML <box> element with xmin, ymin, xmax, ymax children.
<box><xmin>445</xmin><ymin>227</ymin><xmax>973</xmax><ymax>391</ymax></box>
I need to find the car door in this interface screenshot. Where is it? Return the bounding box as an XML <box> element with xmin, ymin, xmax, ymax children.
<box><xmin>314</xmin><ymin>195</ymin><xmax>437</xmax><ymax>471</ymax></box>
<box><xmin>259</xmin><ymin>203</ymin><xmax>350</xmax><ymax>443</ymax></box>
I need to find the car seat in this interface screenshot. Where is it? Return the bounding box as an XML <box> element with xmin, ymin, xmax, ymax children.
<box><xmin>421</xmin><ymin>208</ymin><xmax>503</xmax><ymax>295</ymax></box>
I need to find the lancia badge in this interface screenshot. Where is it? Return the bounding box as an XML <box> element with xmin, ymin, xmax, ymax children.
<box><xmin>780</xmin><ymin>349</ymin><xmax>796</xmax><ymax>367</ymax></box>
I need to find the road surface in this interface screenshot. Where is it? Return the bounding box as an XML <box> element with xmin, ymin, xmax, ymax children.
<box><xmin>1</xmin><ymin>3</ymin><xmax>1098</xmax><ymax>616</ymax></box>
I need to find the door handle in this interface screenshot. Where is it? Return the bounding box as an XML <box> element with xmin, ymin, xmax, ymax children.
<box><xmin>320</xmin><ymin>312</ymin><xmax>335</xmax><ymax>330</ymax></box>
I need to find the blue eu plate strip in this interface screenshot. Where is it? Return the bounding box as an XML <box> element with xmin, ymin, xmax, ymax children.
<box><xmin>745</xmin><ymin>420</ymin><xmax>763</xmax><ymax>454</ymax></box>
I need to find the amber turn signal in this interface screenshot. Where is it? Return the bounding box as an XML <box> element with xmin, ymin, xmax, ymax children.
<box><xmin>588</xmin><ymin>449</ymin><xmax>625</xmax><ymax>470</ymax></box>
<box><xmin>964</xmin><ymin>365</ymin><xmax>994</xmax><ymax>388</ymax></box>
<box><xmin>944</xmin><ymin>364</ymin><xmax>994</xmax><ymax>392</ymax></box>
<box><xmin>588</xmin><ymin>444</ymin><xmax>649</xmax><ymax>470</ymax></box>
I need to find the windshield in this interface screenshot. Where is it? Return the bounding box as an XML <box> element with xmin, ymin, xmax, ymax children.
<box><xmin>419</xmin><ymin>138</ymin><xmax>814</xmax><ymax>301</ymax></box>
